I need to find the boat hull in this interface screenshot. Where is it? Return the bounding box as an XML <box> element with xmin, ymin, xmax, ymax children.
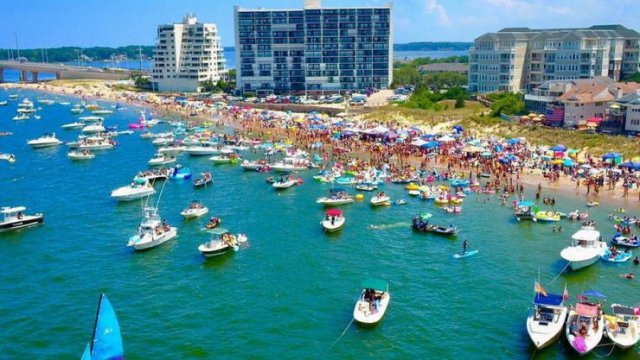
<box><xmin>321</xmin><ymin>218</ymin><xmax>345</xmax><ymax>232</ymax></box>
<box><xmin>111</xmin><ymin>188</ymin><xmax>156</xmax><ymax>201</ymax></box>
<box><xmin>128</xmin><ymin>228</ymin><xmax>177</xmax><ymax>250</ymax></box>
<box><xmin>0</xmin><ymin>215</ymin><xmax>44</xmax><ymax>232</ymax></box>
<box><xmin>353</xmin><ymin>292</ymin><xmax>390</xmax><ymax>325</ymax></box>
<box><xmin>526</xmin><ymin>307</ymin><xmax>568</xmax><ymax>349</ymax></box>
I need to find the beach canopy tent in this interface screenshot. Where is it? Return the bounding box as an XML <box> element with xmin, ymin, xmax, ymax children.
<box><xmin>421</xmin><ymin>141</ymin><xmax>441</xmax><ymax>149</ymax></box>
<box><xmin>361</xmin><ymin>278</ymin><xmax>388</xmax><ymax>292</ymax></box>
<box><xmin>551</xmin><ymin>144</ymin><xmax>567</xmax><ymax>152</ymax></box>
<box><xmin>621</xmin><ymin>161</ymin><xmax>640</xmax><ymax>170</ymax></box>
<box><xmin>534</xmin><ymin>293</ymin><xmax>564</xmax><ymax>306</ymax></box>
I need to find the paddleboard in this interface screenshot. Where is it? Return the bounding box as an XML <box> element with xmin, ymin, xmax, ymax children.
<box><xmin>453</xmin><ymin>250</ymin><xmax>479</xmax><ymax>259</ymax></box>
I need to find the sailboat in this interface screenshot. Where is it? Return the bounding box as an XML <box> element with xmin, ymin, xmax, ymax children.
<box><xmin>80</xmin><ymin>293</ymin><xmax>124</xmax><ymax>360</ymax></box>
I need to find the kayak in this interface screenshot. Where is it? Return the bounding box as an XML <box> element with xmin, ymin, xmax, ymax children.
<box><xmin>453</xmin><ymin>250</ymin><xmax>479</xmax><ymax>259</ymax></box>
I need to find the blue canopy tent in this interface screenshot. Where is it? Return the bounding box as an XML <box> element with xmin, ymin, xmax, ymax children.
<box><xmin>421</xmin><ymin>141</ymin><xmax>441</xmax><ymax>149</ymax></box>
<box><xmin>621</xmin><ymin>161</ymin><xmax>640</xmax><ymax>170</ymax></box>
<box><xmin>551</xmin><ymin>144</ymin><xmax>567</xmax><ymax>152</ymax></box>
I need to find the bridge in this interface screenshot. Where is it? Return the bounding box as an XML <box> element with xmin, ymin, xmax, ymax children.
<box><xmin>0</xmin><ymin>60</ymin><xmax>140</xmax><ymax>82</ymax></box>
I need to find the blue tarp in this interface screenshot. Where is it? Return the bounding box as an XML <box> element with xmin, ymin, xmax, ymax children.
<box><xmin>534</xmin><ymin>293</ymin><xmax>564</xmax><ymax>306</ymax></box>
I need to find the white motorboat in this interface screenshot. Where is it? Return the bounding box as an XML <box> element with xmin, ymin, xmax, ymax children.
<box><xmin>81</xmin><ymin>122</ymin><xmax>106</xmax><ymax>134</ymax></box>
<box><xmin>134</xmin><ymin>168</ymin><xmax>171</xmax><ymax>182</ymax></box>
<box><xmin>526</xmin><ymin>284</ymin><xmax>568</xmax><ymax>349</ymax></box>
<box><xmin>148</xmin><ymin>153</ymin><xmax>176</xmax><ymax>166</ymax></box>
<box><xmin>565</xmin><ymin>292</ymin><xmax>606</xmax><ymax>355</ymax></box>
<box><xmin>355</xmin><ymin>182</ymin><xmax>378</xmax><ymax>191</ymax></box>
<box><xmin>110</xmin><ymin>178</ymin><xmax>156</xmax><ymax>201</ymax></box>
<box><xmin>17</xmin><ymin>107</ymin><xmax>36</xmax><ymax>114</ymax></box>
<box><xmin>560</xmin><ymin>226</ymin><xmax>606</xmax><ymax>270</ymax></box>
<box><xmin>180</xmin><ymin>200</ymin><xmax>209</xmax><ymax>219</ymax></box>
<box><xmin>272</xmin><ymin>178</ymin><xmax>298</xmax><ymax>189</ymax></box>
<box><xmin>78</xmin><ymin>137</ymin><xmax>115</xmax><ymax>151</ymax></box>
<box><xmin>240</xmin><ymin>159</ymin><xmax>269</xmax><ymax>171</ymax></box>
<box><xmin>59</xmin><ymin>101</ymin><xmax>71</xmax><ymax>106</ymax></box>
<box><xmin>152</xmin><ymin>136</ymin><xmax>174</xmax><ymax>146</ymax></box>
<box><xmin>370</xmin><ymin>192</ymin><xmax>391</xmax><ymax>206</ymax></box>
<box><xmin>0</xmin><ymin>153</ymin><xmax>16</xmax><ymax>163</ymax></box>
<box><xmin>158</xmin><ymin>145</ymin><xmax>186</xmax><ymax>155</ymax></box>
<box><xmin>68</xmin><ymin>150</ymin><xmax>95</xmax><ymax>160</ymax></box>
<box><xmin>27</xmin><ymin>133</ymin><xmax>63</xmax><ymax>148</ymax></box>
<box><xmin>38</xmin><ymin>99</ymin><xmax>55</xmax><ymax>105</ymax></box>
<box><xmin>0</xmin><ymin>206</ymin><xmax>44</xmax><ymax>232</ymax></box>
<box><xmin>321</xmin><ymin>209</ymin><xmax>345</xmax><ymax>232</ymax></box>
<box><xmin>127</xmin><ymin>207</ymin><xmax>177</xmax><ymax>250</ymax></box>
<box><xmin>353</xmin><ymin>279</ymin><xmax>390</xmax><ymax>325</ymax></box>
<box><xmin>92</xmin><ymin>109</ymin><xmax>113</xmax><ymax>115</ymax></box>
<box><xmin>12</xmin><ymin>114</ymin><xmax>29</xmax><ymax>121</ymax></box>
<box><xmin>271</xmin><ymin>157</ymin><xmax>310</xmax><ymax>172</ymax></box>
<box><xmin>78</xmin><ymin>116</ymin><xmax>104</xmax><ymax>123</ymax></box>
<box><xmin>184</xmin><ymin>143</ymin><xmax>220</xmax><ymax>156</ymax></box>
<box><xmin>209</xmin><ymin>153</ymin><xmax>240</xmax><ymax>164</ymax></box>
<box><xmin>316</xmin><ymin>188</ymin><xmax>354</xmax><ymax>206</ymax></box>
<box><xmin>71</xmin><ymin>107</ymin><xmax>84</xmax><ymax>114</ymax></box>
<box><xmin>198</xmin><ymin>228</ymin><xmax>247</xmax><ymax>258</ymax></box>
<box><xmin>62</xmin><ymin>121</ymin><xmax>86</xmax><ymax>130</ymax></box>
<box><xmin>605</xmin><ymin>304</ymin><xmax>640</xmax><ymax>349</ymax></box>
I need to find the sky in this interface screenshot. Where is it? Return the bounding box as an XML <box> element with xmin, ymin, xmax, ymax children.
<box><xmin>1</xmin><ymin>0</ymin><xmax>639</xmax><ymax>48</ymax></box>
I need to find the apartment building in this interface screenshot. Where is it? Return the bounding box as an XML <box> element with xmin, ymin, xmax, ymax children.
<box><xmin>606</xmin><ymin>90</ymin><xmax>640</xmax><ymax>133</ymax></box>
<box><xmin>234</xmin><ymin>0</ymin><xmax>393</xmax><ymax>96</ymax></box>
<box><xmin>469</xmin><ymin>25</ymin><xmax>640</xmax><ymax>93</ymax></box>
<box><xmin>152</xmin><ymin>15</ymin><xmax>227</xmax><ymax>92</ymax></box>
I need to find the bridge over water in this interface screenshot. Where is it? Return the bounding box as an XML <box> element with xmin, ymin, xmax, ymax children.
<box><xmin>0</xmin><ymin>60</ymin><xmax>140</xmax><ymax>82</ymax></box>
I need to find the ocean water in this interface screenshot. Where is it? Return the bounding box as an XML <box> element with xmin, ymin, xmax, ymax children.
<box><xmin>0</xmin><ymin>88</ymin><xmax>638</xmax><ymax>359</ymax></box>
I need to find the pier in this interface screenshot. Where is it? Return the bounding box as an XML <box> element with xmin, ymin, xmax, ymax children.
<box><xmin>0</xmin><ymin>60</ymin><xmax>139</xmax><ymax>82</ymax></box>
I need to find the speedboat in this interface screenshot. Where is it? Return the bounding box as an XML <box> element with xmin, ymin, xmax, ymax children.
<box><xmin>148</xmin><ymin>153</ymin><xmax>176</xmax><ymax>166</ymax></box>
<box><xmin>370</xmin><ymin>192</ymin><xmax>391</xmax><ymax>206</ymax></box>
<box><xmin>272</xmin><ymin>178</ymin><xmax>298</xmax><ymax>189</ymax></box>
<box><xmin>71</xmin><ymin>106</ymin><xmax>84</xmax><ymax>114</ymax></box>
<box><xmin>68</xmin><ymin>150</ymin><xmax>95</xmax><ymax>161</ymax></box>
<box><xmin>152</xmin><ymin>136</ymin><xmax>174</xmax><ymax>146</ymax></box>
<box><xmin>560</xmin><ymin>226</ymin><xmax>606</xmax><ymax>270</ymax></box>
<box><xmin>0</xmin><ymin>206</ymin><xmax>44</xmax><ymax>232</ymax></box>
<box><xmin>37</xmin><ymin>99</ymin><xmax>55</xmax><ymax>105</ymax></box>
<box><xmin>62</xmin><ymin>121</ymin><xmax>86</xmax><ymax>130</ymax></box>
<box><xmin>601</xmin><ymin>248</ymin><xmax>632</xmax><ymax>263</ymax></box>
<box><xmin>355</xmin><ymin>182</ymin><xmax>378</xmax><ymax>191</ymax></box>
<box><xmin>0</xmin><ymin>153</ymin><xmax>16</xmax><ymax>163</ymax></box>
<box><xmin>605</xmin><ymin>304</ymin><xmax>640</xmax><ymax>349</ymax></box>
<box><xmin>535</xmin><ymin>211</ymin><xmax>561</xmax><ymax>222</ymax></box>
<box><xmin>127</xmin><ymin>207</ymin><xmax>177</xmax><ymax>250</ymax></box>
<box><xmin>110</xmin><ymin>178</ymin><xmax>156</xmax><ymax>201</ymax></box>
<box><xmin>526</xmin><ymin>284</ymin><xmax>568</xmax><ymax>349</ymax></box>
<box><xmin>610</xmin><ymin>234</ymin><xmax>640</xmax><ymax>248</ymax></box>
<box><xmin>78</xmin><ymin>137</ymin><xmax>115</xmax><ymax>151</ymax></box>
<box><xmin>271</xmin><ymin>157</ymin><xmax>310</xmax><ymax>172</ymax></box>
<box><xmin>198</xmin><ymin>228</ymin><xmax>247</xmax><ymax>258</ymax></box>
<box><xmin>180</xmin><ymin>200</ymin><xmax>209</xmax><ymax>219</ymax></box>
<box><xmin>81</xmin><ymin>122</ymin><xmax>106</xmax><ymax>134</ymax></box>
<box><xmin>27</xmin><ymin>133</ymin><xmax>63</xmax><ymax>148</ymax></box>
<box><xmin>78</xmin><ymin>116</ymin><xmax>104</xmax><ymax>123</ymax></box>
<box><xmin>184</xmin><ymin>143</ymin><xmax>220</xmax><ymax>156</ymax></box>
<box><xmin>134</xmin><ymin>168</ymin><xmax>170</xmax><ymax>182</ymax></box>
<box><xmin>316</xmin><ymin>188</ymin><xmax>354</xmax><ymax>206</ymax></box>
<box><xmin>158</xmin><ymin>145</ymin><xmax>185</xmax><ymax>155</ymax></box>
<box><xmin>92</xmin><ymin>109</ymin><xmax>113</xmax><ymax>115</ymax></box>
<box><xmin>565</xmin><ymin>290</ymin><xmax>606</xmax><ymax>355</ymax></box>
<box><xmin>209</xmin><ymin>153</ymin><xmax>240</xmax><ymax>164</ymax></box>
<box><xmin>240</xmin><ymin>159</ymin><xmax>269</xmax><ymax>171</ymax></box>
<box><xmin>321</xmin><ymin>209</ymin><xmax>345</xmax><ymax>232</ymax></box>
<box><xmin>12</xmin><ymin>114</ymin><xmax>30</xmax><ymax>121</ymax></box>
<box><xmin>353</xmin><ymin>279</ymin><xmax>390</xmax><ymax>325</ymax></box>
<box><xmin>0</xmin><ymin>101</ymin><xmax>7</xmax><ymax>106</ymax></box>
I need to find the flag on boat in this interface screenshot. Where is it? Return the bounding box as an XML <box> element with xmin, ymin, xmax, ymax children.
<box><xmin>534</xmin><ymin>282</ymin><xmax>547</xmax><ymax>297</ymax></box>
<box><xmin>562</xmin><ymin>285</ymin><xmax>569</xmax><ymax>302</ymax></box>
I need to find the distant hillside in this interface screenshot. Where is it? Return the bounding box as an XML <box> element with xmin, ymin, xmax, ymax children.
<box><xmin>394</xmin><ymin>42</ymin><xmax>472</xmax><ymax>52</ymax></box>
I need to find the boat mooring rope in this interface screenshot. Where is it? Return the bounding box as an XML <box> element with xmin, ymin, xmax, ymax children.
<box><xmin>592</xmin><ymin>342</ymin><xmax>616</xmax><ymax>358</ymax></box>
<box><xmin>328</xmin><ymin>318</ymin><xmax>355</xmax><ymax>350</ymax></box>
<box><xmin>549</xmin><ymin>262</ymin><xmax>570</xmax><ymax>284</ymax></box>
<box><xmin>528</xmin><ymin>348</ymin><xmax>537</xmax><ymax>360</ymax></box>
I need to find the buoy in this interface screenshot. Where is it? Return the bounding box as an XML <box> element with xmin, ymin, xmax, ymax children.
<box><xmin>355</xmin><ymin>194</ymin><xmax>364</xmax><ymax>200</ymax></box>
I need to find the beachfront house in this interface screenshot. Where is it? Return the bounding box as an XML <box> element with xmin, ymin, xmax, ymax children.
<box><xmin>605</xmin><ymin>90</ymin><xmax>640</xmax><ymax>134</ymax></box>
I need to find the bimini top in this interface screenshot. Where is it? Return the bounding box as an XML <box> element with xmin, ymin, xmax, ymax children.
<box><xmin>361</xmin><ymin>278</ymin><xmax>388</xmax><ymax>292</ymax></box>
<box><xmin>207</xmin><ymin>228</ymin><xmax>229</xmax><ymax>235</ymax></box>
<box><xmin>326</xmin><ymin>209</ymin><xmax>342</xmax><ymax>217</ymax></box>
<box><xmin>1</xmin><ymin>206</ymin><xmax>26</xmax><ymax>214</ymax></box>
<box><xmin>611</xmin><ymin>304</ymin><xmax>636</xmax><ymax>316</ymax></box>
<box><xmin>533</xmin><ymin>293</ymin><xmax>563</xmax><ymax>306</ymax></box>
<box><xmin>571</xmin><ymin>228</ymin><xmax>601</xmax><ymax>241</ymax></box>
<box><xmin>576</xmin><ymin>303</ymin><xmax>599</xmax><ymax>317</ymax></box>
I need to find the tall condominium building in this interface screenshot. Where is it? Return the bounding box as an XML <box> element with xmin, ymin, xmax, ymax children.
<box><xmin>468</xmin><ymin>25</ymin><xmax>640</xmax><ymax>93</ymax></box>
<box><xmin>234</xmin><ymin>0</ymin><xmax>393</xmax><ymax>96</ymax></box>
<box><xmin>152</xmin><ymin>15</ymin><xmax>227</xmax><ymax>92</ymax></box>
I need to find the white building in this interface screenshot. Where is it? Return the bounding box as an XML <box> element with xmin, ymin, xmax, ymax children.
<box><xmin>152</xmin><ymin>15</ymin><xmax>227</xmax><ymax>92</ymax></box>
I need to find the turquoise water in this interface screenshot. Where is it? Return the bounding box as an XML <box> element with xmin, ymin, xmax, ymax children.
<box><xmin>0</xmin><ymin>89</ymin><xmax>638</xmax><ymax>359</ymax></box>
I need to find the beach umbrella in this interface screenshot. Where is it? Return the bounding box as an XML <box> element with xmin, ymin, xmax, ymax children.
<box><xmin>621</xmin><ymin>161</ymin><xmax>640</xmax><ymax>170</ymax></box>
<box><xmin>602</xmin><ymin>152</ymin><xmax>621</xmax><ymax>160</ymax></box>
<box><xmin>551</xmin><ymin>144</ymin><xmax>567</xmax><ymax>152</ymax></box>
<box><xmin>507</xmin><ymin>138</ymin><xmax>520</xmax><ymax>145</ymax></box>
<box><xmin>452</xmin><ymin>125</ymin><xmax>464</xmax><ymax>133</ymax></box>
<box><xmin>563</xmin><ymin>158</ymin><xmax>575</xmax><ymax>167</ymax></box>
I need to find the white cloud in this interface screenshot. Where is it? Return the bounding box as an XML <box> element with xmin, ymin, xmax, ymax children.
<box><xmin>425</xmin><ymin>0</ymin><xmax>450</xmax><ymax>25</ymax></box>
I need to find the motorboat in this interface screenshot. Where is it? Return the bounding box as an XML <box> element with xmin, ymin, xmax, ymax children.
<box><xmin>152</xmin><ymin>136</ymin><xmax>174</xmax><ymax>146</ymax></box>
<box><xmin>157</xmin><ymin>145</ymin><xmax>185</xmax><ymax>155</ymax></box>
<box><xmin>92</xmin><ymin>109</ymin><xmax>113</xmax><ymax>115</ymax></box>
<box><xmin>316</xmin><ymin>188</ymin><xmax>354</xmax><ymax>206</ymax></box>
<box><xmin>81</xmin><ymin>122</ymin><xmax>106</xmax><ymax>134</ymax></box>
<box><xmin>272</xmin><ymin>178</ymin><xmax>298</xmax><ymax>189</ymax></box>
<box><xmin>27</xmin><ymin>133</ymin><xmax>63</xmax><ymax>148</ymax></box>
<box><xmin>209</xmin><ymin>153</ymin><xmax>241</xmax><ymax>164</ymax></box>
<box><xmin>184</xmin><ymin>143</ymin><xmax>220</xmax><ymax>156</ymax></box>
<box><xmin>605</xmin><ymin>304</ymin><xmax>640</xmax><ymax>349</ymax></box>
<box><xmin>38</xmin><ymin>99</ymin><xmax>55</xmax><ymax>105</ymax></box>
<box><xmin>353</xmin><ymin>279</ymin><xmax>390</xmax><ymax>325</ymax></box>
<box><xmin>413</xmin><ymin>221</ymin><xmax>457</xmax><ymax>236</ymax></box>
<box><xmin>78</xmin><ymin>116</ymin><xmax>104</xmax><ymax>123</ymax></box>
<box><xmin>59</xmin><ymin>101</ymin><xmax>71</xmax><ymax>106</ymax></box>
<box><xmin>610</xmin><ymin>234</ymin><xmax>640</xmax><ymax>248</ymax></box>
<box><xmin>0</xmin><ymin>101</ymin><xmax>7</xmax><ymax>106</ymax></box>
<box><xmin>370</xmin><ymin>192</ymin><xmax>391</xmax><ymax>206</ymax></box>
<box><xmin>134</xmin><ymin>168</ymin><xmax>170</xmax><ymax>182</ymax></box>
<box><xmin>271</xmin><ymin>157</ymin><xmax>310</xmax><ymax>172</ymax></box>
<box><xmin>68</xmin><ymin>150</ymin><xmax>95</xmax><ymax>161</ymax></box>
<box><xmin>169</xmin><ymin>165</ymin><xmax>192</xmax><ymax>180</ymax></box>
<box><xmin>535</xmin><ymin>211</ymin><xmax>561</xmax><ymax>222</ymax></box>
<box><xmin>560</xmin><ymin>226</ymin><xmax>606</xmax><ymax>270</ymax></box>
<box><xmin>198</xmin><ymin>228</ymin><xmax>247</xmax><ymax>258</ymax></box>
<box><xmin>193</xmin><ymin>172</ymin><xmax>213</xmax><ymax>188</ymax></box>
<box><xmin>71</xmin><ymin>106</ymin><xmax>84</xmax><ymax>114</ymax></box>
<box><xmin>321</xmin><ymin>209</ymin><xmax>345</xmax><ymax>232</ymax></box>
<box><xmin>526</xmin><ymin>284</ymin><xmax>568</xmax><ymax>349</ymax></box>
<box><xmin>62</xmin><ymin>121</ymin><xmax>86</xmax><ymax>130</ymax></box>
<box><xmin>8</xmin><ymin>94</ymin><xmax>18</xmax><ymax>100</ymax></box>
<box><xmin>80</xmin><ymin>293</ymin><xmax>124</xmax><ymax>360</ymax></box>
<box><xmin>240</xmin><ymin>159</ymin><xmax>269</xmax><ymax>171</ymax></box>
<box><xmin>78</xmin><ymin>137</ymin><xmax>115</xmax><ymax>151</ymax></box>
<box><xmin>0</xmin><ymin>206</ymin><xmax>44</xmax><ymax>232</ymax></box>
<box><xmin>601</xmin><ymin>247</ymin><xmax>633</xmax><ymax>263</ymax></box>
<box><xmin>0</xmin><ymin>153</ymin><xmax>16</xmax><ymax>163</ymax></box>
<box><xmin>355</xmin><ymin>182</ymin><xmax>378</xmax><ymax>191</ymax></box>
<box><xmin>127</xmin><ymin>207</ymin><xmax>177</xmax><ymax>250</ymax></box>
<box><xmin>110</xmin><ymin>178</ymin><xmax>156</xmax><ymax>201</ymax></box>
<box><xmin>180</xmin><ymin>200</ymin><xmax>209</xmax><ymax>220</ymax></box>
<box><xmin>148</xmin><ymin>153</ymin><xmax>176</xmax><ymax>166</ymax></box>
<box><xmin>565</xmin><ymin>291</ymin><xmax>606</xmax><ymax>355</ymax></box>
<box><xmin>12</xmin><ymin>114</ymin><xmax>29</xmax><ymax>121</ymax></box>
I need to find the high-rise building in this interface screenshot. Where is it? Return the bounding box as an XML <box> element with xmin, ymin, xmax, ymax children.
<box><xmin>234</xmin><ymin>0</ymin><xmax>393</xmax><ymax>96</ymax></box>
<box><xmin>152</xmin><ymin>14</ymin><xmax>227</xmax><ymax>92</ymax></box>
<box><xmin>469</xmin><ymin>25</ymin><xmax>640</xmax><ymax>93</ymax></box>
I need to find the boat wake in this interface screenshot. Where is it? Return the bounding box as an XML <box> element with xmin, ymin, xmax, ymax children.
<box><xmin>369</xmin><ymin>222</ymin><xmax>410</xmax><ymax>230</ymax></box>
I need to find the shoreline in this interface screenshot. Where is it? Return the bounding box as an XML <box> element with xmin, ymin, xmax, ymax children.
<box><xmin>2</xmin><ymin>81</ymin><xmax>639</xmax><ymax>211</ymax></box>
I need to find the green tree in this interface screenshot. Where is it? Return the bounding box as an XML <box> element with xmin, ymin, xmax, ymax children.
<box><xmin>623</xmin><ymin>72</ymin><xmax>640</xmax><ymax>82</ymax></box>
<box><xmin>489</xmin><ymin>92</ymin><xmax>525</xmax><ymax>116</ymax></box>
<box><xmin>424</xmin><ymin>72</ymin><xmax>467</xmax><ymax>91</ymax></box>
<box><xmin>392</xmin><ymin>66</ymin><xmax>423</xmax><ymax>88</ymax></box>
<box><xmin>132</xmin><ymin>75</ymin><xmax>150</xmax><ymax>89</ymax></box>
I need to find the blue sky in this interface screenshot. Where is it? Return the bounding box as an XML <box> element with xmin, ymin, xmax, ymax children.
<box><xmin>1</xmin><ymin>0</ymin><xmax>639</xmax><ymax>48</ymax></box>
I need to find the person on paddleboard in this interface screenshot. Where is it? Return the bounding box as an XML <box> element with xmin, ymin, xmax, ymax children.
<box><xmin>462</xmin><ymin>239</ymin><xmax>469</xmax><ymax>254</ymax></box>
